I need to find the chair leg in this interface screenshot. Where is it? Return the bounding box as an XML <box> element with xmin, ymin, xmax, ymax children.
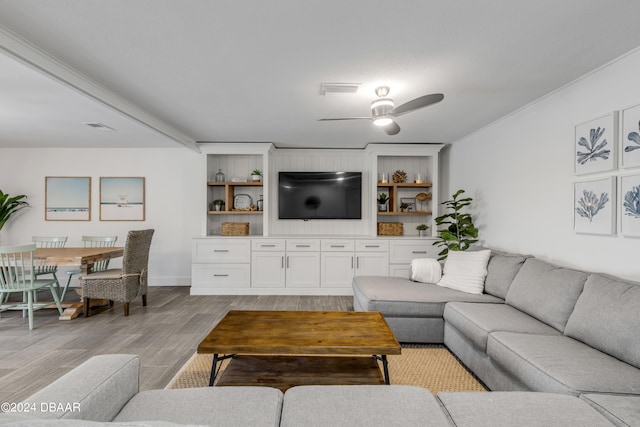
<box><xmin>83</xmin><ymin>297</ymin><xmax>90</xmax><ymax>318</ymax></box>
<box><xmin>50</xmin><ymin>285</ymin><xmax>63</xmax><ymax>315</ymax></box>
<box><xmin>27</xmin><ymin>290</ymin><xmax>34</xmax><ymax>330</ymax></box>
<box><xmin>123</xmin><ymin>302</ymin><xmax>130</xmax><ymax>316</ymax></box>
<box><xmin>109</xmin><ymin>300</ymin><xmax>114</xmax><ymax>307</ymax></box>
<box><xmin>62</xmin><ymin>273</ymin><xmax>74</xmax><ymax>302</ymax></box>
<box><xmin>142</xmin><ymin>294</ymin><xmax>147</xmax><ymax>307</ymax></box>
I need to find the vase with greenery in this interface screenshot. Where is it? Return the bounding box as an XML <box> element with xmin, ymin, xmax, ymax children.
<box><xmin>416</xmin><ymin>223</ymin><xmax>428</xmax><ymax>237</ymax></box>
<box><xmin>251</xmin><ymin>169</ymin><xmax>262</xmax><ymax>182</ymax></box>
<box><xmin>211</xmin><ymin>199</ymin><xmax>225</xmax><ymax>212</ymax></box>
<box><xmin>377</xmin><ymin>193</ymin><xmax>389</xmax><ymax>212</ymax></box>
<box><xmin>0</xmin><ymin>190</ymin><xmax>30</xmax><ymax>245</ymax></box>
<box><xmin>433</xmin><ymin>189</ymin><xmax>478</xmax><ymax>260</ymax></box>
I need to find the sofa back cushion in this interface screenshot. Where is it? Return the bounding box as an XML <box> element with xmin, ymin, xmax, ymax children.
<box><xmin>505</xmin><ymin>258</ymin><xmax>588</xmax><ymax>332</ymax></box>
<box><xmin>564</xmin><ymin>273</ymin><xmax>640</xmax><ymax>369</ymax></box>
<box><xmin>484</xmin><ymin>251</ymin><xmax>529</xmax><ymax>299</ymax></box>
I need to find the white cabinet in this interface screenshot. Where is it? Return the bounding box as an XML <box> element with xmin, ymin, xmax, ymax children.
<box><xmin>285</xmin><ymin>239</ymin><xmax>320</xmax><ymax>288</ymax></box>
<box><xmin>320</xmin><ymin>239</ymin><xmax>356</xmax><ymax>288</ymax></box>
<box><xmin>191</xmin><ymin>238</ymin><xmax>251</xmax><ymax>292</ymax></box>
<box><xmin>251</xmin><ymin>239</ymin><xmax>286</xmax><ymax>288</ymax></box>
<box><xmin>251</xmin><ymin>239</ymin><xmax>320</xmax><ymax>289</ymax></box>
<box><xmin>354</xmin><ymin>240</ymin><xmax>389</xmax><ymax>277</ymax></box>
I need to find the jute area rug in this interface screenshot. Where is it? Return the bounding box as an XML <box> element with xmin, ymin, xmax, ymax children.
<box><xmin>167</xmin><ymin>345</ymin><xmax>486</xmax><ymax>395</ymax></box>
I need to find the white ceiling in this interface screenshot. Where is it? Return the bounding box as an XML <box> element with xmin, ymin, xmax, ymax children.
<box><xmin>1</xmin><ymin>0</ymin><xmax>640</xmax><ymax>152</ymax></box>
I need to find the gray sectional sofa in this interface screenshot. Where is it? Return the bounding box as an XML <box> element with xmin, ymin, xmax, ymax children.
<box><xmin>353</xmin><ymin>249</ymin><xmax>640</xmax><ymax>426</ymax></box>
<box><xmin>0</xmin><ymin>353</ymin><xmax>627</xmax><ymax>426</ymax></box>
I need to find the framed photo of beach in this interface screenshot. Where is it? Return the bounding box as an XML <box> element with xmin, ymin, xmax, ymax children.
<box><xmin>100</xmin><ymin>177</ymin><xmax>145</xmax><ymax>221</ymax></box>
<box><xmin>45</xmin><ymin>177</ymin><xmax>91</xmax><ymax>221</ymax></box>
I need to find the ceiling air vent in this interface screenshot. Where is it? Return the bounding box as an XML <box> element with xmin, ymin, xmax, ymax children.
<box><xmin>83</xmin><ymin>122</ymin><xmax>116</xmax><ymax>131</ymax></box>
<box><xmin>319</xmin><ymin>83</ymin><xmax>361</xmax><ymax>95</ymax></box>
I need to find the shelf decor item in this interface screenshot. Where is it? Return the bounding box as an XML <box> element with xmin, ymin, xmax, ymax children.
<box><xmin>233</xmin><ymin>194</ymin><xmax>253</xmax><ymax>210</ymax></box>
<box><xmin>377</xmin><ymin>222</ymin><xmax>403</xmax><ymax>236</ymax></box>
<box><xmin>392</xmin><ymin>170</ymin><xmax>407</xmax><ymax>183</ymax></box>
<box><xmin>416</xmin><ymin>223</ymin><xmax>429</xmax><ymax>237</ymax></box>
<box><xmin>251</xmin><ymin>169</ymin><xmax>262</xmax><ymax>182</ymax></box>
<box><xmin>379</xmin><ymin>172</ymin><xmax>389</xmax><ymax>183</ymax></box>
<box><xmin>221</xmin><ymin>222</ymin><xmax>250</xmax><ymax>236</ymax></box>
<box><xmin>377</xmin><ymin>193</ymin><xmax>389</xmax><ymax>212</ymax></box>
<box><xmin>215</xmin><ymin>169</ymin><xmax>225</xmax><ymax>182</ymax></box>
<box><xmin>211</xmin><ymin>199</ymin><xmax>225</xmax><ymax>211</ymax></box>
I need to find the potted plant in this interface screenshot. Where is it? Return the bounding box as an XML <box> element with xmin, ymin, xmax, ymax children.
<box><xmin>433</xmin><ymin>189</ymin><xmax>478</xmax><ymax>260</ymax></box>
<box><xmin>211</xmin><ymin>199</ymin><xmax>225</xmax><ymax>212</ymax></box>
<box><xmin>251</xmin><ymin>169</ymin><xmax>262</xmax><ymax>182</ymax></box>
<box><xmin>0</xmin><ymin>190</ymin><xmax>30</xmax><ymax>245</ymax></box>
<box><xmin>400</xmin><ymin>202</ymin><xmax>409</xmax><ymax>212</ymax></box>
<box><xmin>416</xmin><ymin>223</ymin><xmax>429</xmax><ymax>237</ymax></box>
<box><xmin>377</xmin><ymin>193</ymin><xmax>389</xmax><ymax>212</ymax></box>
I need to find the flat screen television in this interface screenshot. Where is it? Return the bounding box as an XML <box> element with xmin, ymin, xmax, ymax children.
<box><xmin>278</xmin><ymin>171</ymin><xmax>362</xmax><ymax>220</ymax></box>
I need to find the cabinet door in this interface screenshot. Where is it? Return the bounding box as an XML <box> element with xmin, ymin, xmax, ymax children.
<box><xmin>355</xmin><ymin>252</ymin><xmax>389</xmax><ymax>276</ymax></box>
<box><xmin>251</xmin><ymin>252</ymin><xmax>286</xmax><ymax>288</ymax></box>
<box><xmin>286</xmin><ymin>252</ymin><xmax>320</xmax><ymax>288</ymax></box>
<box><xmin>320</xmin><ymin>252</ymin><xmax>354</xmax><ymax>288</ymax></box>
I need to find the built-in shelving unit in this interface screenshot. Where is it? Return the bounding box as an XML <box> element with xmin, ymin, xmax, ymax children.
<box><xmin>207</xmin><ymin>182</ymin><xmax>263</xmax><ymax>215</ymax></box>
<box><xmin>376</xmin><ymin>182</ymin><xmax>433</xmax><ymax>216</ymax></box>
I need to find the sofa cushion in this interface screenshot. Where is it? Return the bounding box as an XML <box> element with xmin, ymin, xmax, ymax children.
<box><xmin>437</xmin><ymin>391</ymin><xmax>614</xmax><ymax>427</ymax></box>
<box><xmin>437</xmin><ymin>249</ymin><xmax>491</xmax><ymax>294</ymax></box>
<box><xmin>281</xmin><ymin>385</ymin><xmax>451</xmax><ymax>427</ymax></box>
<box><xmin>443</xmin><ymin>302</ymin><xmax>561</xmax><ymax>352</ymax></box>
<box><xmin>114</xmin><ymin>386</ymin><xmax>283</xmax><ymax>426</ymax></box>
<box><xmin>353</xmin><ymin>276</ymin><xmax>503</xmax><ymax>318</ymax></box>
<box><xmin>564</xmin><ymin>273</ymin><xmax>640</xmax><ymax>369</ymax></box>
<box><xmin>409</xmin><ymin>258</ymin><xmax>442</xmax><ymax>283</ymax></box>
<box><xmin>581</xmin><ymin>393</ymin><xmax>640</xmax><ymax>427</ymax></box>
<box><xmin>487</xmin><ymin>332</ymin><xmax>640</xmax><ymax>395</ymax></box>
<box><xmin>505</xmin><ymin>258</ymin><xmax>588</xmax><ymax>332</ymax></box>
<box><xmin>484</xmin><ymin>251</ymin><xmax>529</xmax><ymax>299</ymax></box>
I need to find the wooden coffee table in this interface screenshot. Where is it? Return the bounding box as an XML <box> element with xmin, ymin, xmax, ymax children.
<box><xmin>197</xmin><ymin>310</ymin><xmax>401</xmax><ymax>391</ymax></box>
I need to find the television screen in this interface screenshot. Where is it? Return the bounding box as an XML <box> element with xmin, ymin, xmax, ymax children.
<box><xmin>278</xmin><ymin>171</ymin><xmax>362</xmax><ymax>220</ymax></box>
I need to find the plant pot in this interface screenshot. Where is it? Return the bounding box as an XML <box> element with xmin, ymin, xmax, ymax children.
<box><xmin>378</xmin><ymin>204</ymin><xmax>388</xmax><ymax>212</ymax></box>
<box><xmin>213</xmin><ymin>204</ymin><xmax>223</xmax><ymax>211</ymax></box>
<box><xmin>252</xmin><ymin>175</ymin><xmax>262</xmax><ymax>182</ymax></box>
<box><xmin>418</xmin><ymin>230</ymin><xmax>427</xmax><ymax>237</ymax></box>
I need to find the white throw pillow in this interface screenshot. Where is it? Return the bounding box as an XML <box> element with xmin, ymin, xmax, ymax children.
<box><xmin>410</xmin><ymin>258</ymin><xmax>442</xmax><ymax>284</ymax></box>
<box><xmin>436</xmin><ymin>249</ymin><xmax>491</xmax><ymax>294</ymax></box>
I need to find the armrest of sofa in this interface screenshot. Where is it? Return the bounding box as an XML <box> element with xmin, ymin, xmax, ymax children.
<box><xmin>22</xmin><ymin>354</ymin><xmax>140</xmax><ymax>422</ymax></box>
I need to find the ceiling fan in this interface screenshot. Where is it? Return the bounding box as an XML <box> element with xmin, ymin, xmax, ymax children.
<box><xmin>318</xmin><ymin>86</ymin><xmax>444</xmax><ymax>135</ymax></box>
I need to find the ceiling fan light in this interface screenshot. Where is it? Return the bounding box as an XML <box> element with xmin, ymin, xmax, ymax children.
<box><xmin>373</xmin><ymin>116</ymin><xmax>393</xmax><ymax>127</ymax></box>
<box><xmin>371</xmin><ymin>98</ymin><xmax>394</xmax><ymax>109</ymax></box>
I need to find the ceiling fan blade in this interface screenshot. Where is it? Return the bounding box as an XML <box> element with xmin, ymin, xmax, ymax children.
<box><xmin>383</xmin><ymin>121</ymin><xmax>401</xmax><ymax>135</ymax></box>
<box><xmin>317</xmin><ymin>117</ymin><xmax>370</xmax><ymax>121</ymax></box>
<box><xmin>389</xmin><ymin>93</ymin><xmax>444</xmax><ymax>117</ymax></box>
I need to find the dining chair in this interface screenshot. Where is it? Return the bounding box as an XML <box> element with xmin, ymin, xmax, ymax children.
<box><xmin>0</xmin><ymin>244</ymin><xmax>64</xmax><ymax>329</ymax></box>
<box><xmin>63</xmin><ymin>235</ymin><xmax>118</xmax><ymax>301</ymax></box>
<box><xmin>82</xmin><ymin>229</ymin><xmax>154</xmax><ymax>317</ymax></box>
<box><xmin>31</xmin><ymin>236</ymin><xmax>67</xmax><ymax>300</ymax></box>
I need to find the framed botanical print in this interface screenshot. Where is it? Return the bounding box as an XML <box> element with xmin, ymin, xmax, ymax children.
<box><xmin>45</xmin><ymin>177</ymin><xmax>91</xmax><ymax>221</ymax></box>
<box><xmin>620</xmin><ymin>174</ymin><xmax>640</xmax><ymax>237</ymax></box>
<box><xmin>100</xmin><ymin>177</ymin><xmax>145</xmax><ymax>221</ymax></box>
<box><xmin>574</xmin><ymin>112</ymin><xmax>618</xmax><ymax>175</ymax></box>
<box><xmin>574</xmin><ymin>177</ymin><xmax>615</xmax><ymax>235</ymax></box>
<box><xmin>621</xmin><ymin>103</ymin><xmax>640</xmax><ymax>169</ymax></box>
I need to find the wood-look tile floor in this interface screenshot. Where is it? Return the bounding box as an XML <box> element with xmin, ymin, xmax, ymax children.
<box><xmin>0</xmin><ymin>286</ymin><xmax>352</xmax><ymax>404</ymax></box>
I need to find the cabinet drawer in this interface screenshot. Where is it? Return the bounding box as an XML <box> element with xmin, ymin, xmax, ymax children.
<box><xmin>252</xmin><ymin>239</ymin><xmax>286</xmax><ymax>251</ymax></box>
<box><xmin>192</xmin><ymin>239</ymin><xmax>251</xmax><ymax>263</ymax></box>
<box><xmin>191</xmin><ymin>264</ymin><xmax>250</xmax><ymax>288</ymax></box>
<box><xmin>389</xmin><ymin>240</ymin><xmax>439</xmax><ymax>264</ymax></box>
<box><xmin>286</xmin><ymin>239</ymin><xmax>320</xmax><ymax>251</ymax></box>
<box><xmin>355</xmin><ymin>240</ymin><xmax>389</xmax><ymax>252</ymax></box>
<box><xmin>321</xmin><ymin>239</ymin><xmax>355</xmax><ymax>252</ymax></box>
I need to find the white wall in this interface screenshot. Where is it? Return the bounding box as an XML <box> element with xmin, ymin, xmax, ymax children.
<box><xmin>447</xmin><ymin>47</ymin><xmax>640</xmax><ymax>281</ymax></box>
<box><xmin>0</xmin><ymin>147</ymin><xmax>202</xmax><ymax>286</ymax></box>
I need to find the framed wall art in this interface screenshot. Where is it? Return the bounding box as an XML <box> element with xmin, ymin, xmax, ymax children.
<box><xmin>621</xmin><ymin>103</ymin><xmax>640</xmax><ymax>169</ymax></box>
<box><xmin>45</xmin><ymin>177</ymin><xmax>91</xmax><ymax>221</ymax></box>
<box><xmin>620</xmin><ymin>174</ymin><xmax>640</xmax><ymax>237</ymax></box>
<box><xmin>573</xmin><ymin>177</ymin><xmax>616</xmax><ymax>235</ymax></box>
<box><xmin>574</xmin><ymin>112</ymin><xmax>618</xmax><ymax>175</ymax></box>
<box><xmin>100</xmin><ymin>177</ymin><xmax>145</xmax><ymax>221</ymax></box>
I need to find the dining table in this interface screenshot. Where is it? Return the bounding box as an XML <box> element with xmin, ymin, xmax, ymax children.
<box><xmin>34</xmin><ymin>246</ymin><xmax>124</xmax><ymax>320</ymax></box>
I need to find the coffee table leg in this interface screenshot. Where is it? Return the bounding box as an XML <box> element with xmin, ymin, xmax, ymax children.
<box><xmin>208</xmin><ymin>353</ymin><xmax>235</xmax><ymax>386</ymax></box>
<box><xmin>373</xmin><ymin>355</ymin><xmax>391</xmax><ymax>385</ymax></box>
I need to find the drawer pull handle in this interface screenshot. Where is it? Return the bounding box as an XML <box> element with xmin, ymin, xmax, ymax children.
<box><xmin>295</xmin><ymin>244</ymin><xmax>311</xmax><ymax>248</ymax></box>
<box><xmin>213</xmin><ymin>274</ymin><xmax>229</xmax><ymax>277</ymax></box>
<box><xmin>365</xmin><ymin>245</ymin><xmax>380</xmax><ymax>248</ymax></box>
<box><xmin>261</xmin><ymin>244</ymin><xmax>276</xmax><ymax>247</ymax></box>
<box><xmin>412</xmin><ymin>251</ymin><xmax>427</xmax><ymax>254</ymax></box>
<box><xmin>330</xmin><ymin>245</ymin><xmax>345</xmax><ymax>248</ymax></box>
<box><xmin>214</xmin><ymin>249</ymin><xmax>229</xmax><ymax>253</ymax></box>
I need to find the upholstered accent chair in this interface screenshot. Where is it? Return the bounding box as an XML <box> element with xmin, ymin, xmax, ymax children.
<box><xmin>81</xmin><ymin>229</ymin><xmax>154</xmax><ymax>317</ymax></box>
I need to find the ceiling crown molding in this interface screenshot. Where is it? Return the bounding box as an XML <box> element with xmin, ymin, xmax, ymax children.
<box><xmin>0</xmin><ymin>25</ymin><xmax>200</xmax><ymax>153</ymax></box>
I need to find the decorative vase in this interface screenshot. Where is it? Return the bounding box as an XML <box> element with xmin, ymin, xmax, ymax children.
<box><xmin>215</xmin><ymin>169</ymin><xmax>225</xmax><ymax>182</ymax></box>
<box><xmin>378</xmin><ymin>204</ymin><xmax>388</xmax><ymax>212</ymax></box>
<box><xmin>418</xmin><ymin>230</ymin><xmax>427</xmax><ymax>237</ymax></box>
<box><xmin>252</xmin><ymin>174</ymin><xmax>261</xmax><ymax>182</ymax></box>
